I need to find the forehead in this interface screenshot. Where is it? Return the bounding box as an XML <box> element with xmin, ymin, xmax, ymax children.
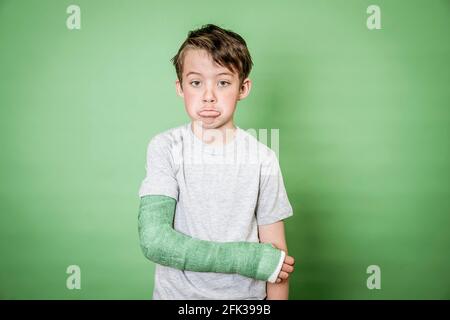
<box><xmin>182</xmin><ymin>49</ymin><xmax>236</xmax><ymax>77</ymax></box>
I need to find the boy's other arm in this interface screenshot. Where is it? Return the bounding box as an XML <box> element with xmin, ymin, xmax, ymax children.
<box><xmin>258</xmin><ymin>221</ymin><xmax>295</xmax><ymax>300</ymax></box>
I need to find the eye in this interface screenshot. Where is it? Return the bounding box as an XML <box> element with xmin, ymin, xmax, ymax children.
<box><xmin>190</xmin><ymin>81</ymin><xmax>201</xmax><ymax>87</ymax></box>
<box><xmin>218</xmin><ymin>80</ymin><xmax>231</xmax><ymax>87</ymax></box>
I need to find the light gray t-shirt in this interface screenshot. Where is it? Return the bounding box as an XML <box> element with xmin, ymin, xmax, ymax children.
<box><xmin>138</xmin><ymin>122</ymin><xmax>293</xmax><ymax>300</ymax></box>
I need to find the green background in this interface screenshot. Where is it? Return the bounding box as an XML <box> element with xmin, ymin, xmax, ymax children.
<box><xmin>1</xmin><ymin>0</ymin><xmax>449</xmax><ymax>299</ymax></box>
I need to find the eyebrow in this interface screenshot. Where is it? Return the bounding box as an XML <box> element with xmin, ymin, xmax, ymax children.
<box><xmin>186</xmin><ymin>71</ymin><xmax>234</xmax><ymax>77</ymax></box>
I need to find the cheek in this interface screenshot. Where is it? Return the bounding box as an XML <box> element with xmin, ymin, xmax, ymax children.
<box><xmin>183</xmin><ymin>89</ymin><xmax>200</xmax><ymax>106</ymax></box>
<box><xmin>221</xmin><ymin>88</ymin><xmax>240</xmax><ymax>104</ymax></box>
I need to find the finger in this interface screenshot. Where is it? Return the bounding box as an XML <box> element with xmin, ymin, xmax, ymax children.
<box><xmin>282</xmin><ymin>264</ymin><xmax>294</xmax><ymax>273</ymax></box>
<box><xmin>278</xmin><ymin>271</ymin><xmax>289</xmax><ymax>280</ymax></box>
<box><xmin>276</xmin><ymin>278</ymin><xmax>282</xmax><ymax>283</ymax></box>
<box><xmin>284</xmin><ymin>255</ymin><xmax>295</xmax><ymax>266</ymax></box>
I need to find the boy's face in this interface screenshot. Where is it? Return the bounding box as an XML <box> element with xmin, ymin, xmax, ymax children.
<box><xmin>175</xmin><ymin>49</ymin><xmax>251</xmax><ymax>131</ymax></box>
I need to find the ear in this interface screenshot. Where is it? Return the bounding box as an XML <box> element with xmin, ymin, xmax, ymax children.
<box><xmin>238</xmin><ymin>78</ymin><xmax>252</xmax><ymax>101</ymax></box>
<box><xmin>175</xmin><ymin>79</ymin><xmax>184</xmax><ymax>98</ymax></box>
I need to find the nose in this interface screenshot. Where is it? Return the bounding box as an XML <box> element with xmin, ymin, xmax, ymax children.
<box><xmin>202</xmin><ymin>83</ymin><xmax>216</xmax><ymax>104</ymax></box>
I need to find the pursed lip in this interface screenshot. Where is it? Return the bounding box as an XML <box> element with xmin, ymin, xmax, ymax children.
<box><xmin>198</xmin><ymin>109</ymin><xmax>220</xmax><ymax>117</ymax></box>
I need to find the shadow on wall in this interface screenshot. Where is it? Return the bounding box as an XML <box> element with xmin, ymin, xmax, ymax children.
<box><xmin>251</xmin><ymin>51</ymin><xmax>347</xmax><ymax>299</ymax></box>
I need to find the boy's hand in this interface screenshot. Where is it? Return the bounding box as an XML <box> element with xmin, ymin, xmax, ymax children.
<box><xmin>276</xmin><ymin>254</ymin><xmax>295</xmax><ymax>283</ymax></box>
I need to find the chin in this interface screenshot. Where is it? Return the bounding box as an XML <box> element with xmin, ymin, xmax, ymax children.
<box><xmin>192</xmin><ymin>118</ymin><xmax>222</xmax><ymax>129</ymax></box>
<box><xmin>200</xmin><ymin>121</ymin><xmax>221</xmax><ymax>130</ymax></box>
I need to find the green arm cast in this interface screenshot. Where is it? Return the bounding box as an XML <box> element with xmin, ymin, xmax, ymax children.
<box><xmin>138</xmin><ymin>194</ymin><xmax>284</xmax><ymax>283</ymax></box>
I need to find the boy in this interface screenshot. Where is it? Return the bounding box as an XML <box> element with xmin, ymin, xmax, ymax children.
<box><xmin>138</xmin><ymin>24</ymin><xmax>295</xmax><ymax>300</ymax></box>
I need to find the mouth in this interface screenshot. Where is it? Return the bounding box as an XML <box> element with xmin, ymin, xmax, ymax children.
<box><xmin>198</xmin><ymin>110</ymin><xmax>221</xmax><ymax>118</ymax></box>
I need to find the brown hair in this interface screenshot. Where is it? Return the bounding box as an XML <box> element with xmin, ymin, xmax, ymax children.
<box><xmin>171</xmin><ymin>24</ymin><xmax>253</xmax><ymax>86</ymax></box>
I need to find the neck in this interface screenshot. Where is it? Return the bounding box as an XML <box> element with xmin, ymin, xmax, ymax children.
<box><xmin>191</xmin><ymin>120</ymin><xmax>237</xmax><ymax>146</ymax></box>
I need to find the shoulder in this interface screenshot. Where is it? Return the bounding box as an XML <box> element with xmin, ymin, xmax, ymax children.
<box><xmin>147</xmin><ymin>123</ymin><xmax>188</xmax><ymax>151</ymax></box>
<box><xmin>238</xmin><ymin>128</ymin><xmax>278</xmax><ymax>165</ymax></box>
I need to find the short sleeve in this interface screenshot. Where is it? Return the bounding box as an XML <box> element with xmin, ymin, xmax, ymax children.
<box><xmin>255</xmin><ymin>151</ymin><xmax>293</xmax><ymax>225</ymax></box>
<box><xmin>138</xmin><ymin>135</ymin><xmax>179</xmax><ymax>201</ymax></box>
